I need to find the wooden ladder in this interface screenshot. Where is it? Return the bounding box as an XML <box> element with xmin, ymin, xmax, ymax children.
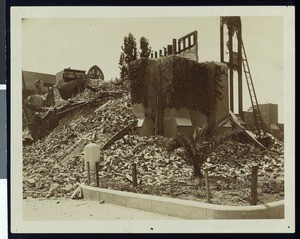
<box><xmin>241</xmin><ymin>40</ymin><xmax>265</xmax><ymax>138</ymax></box>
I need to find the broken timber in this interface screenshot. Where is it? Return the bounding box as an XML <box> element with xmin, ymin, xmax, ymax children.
<box><xmin>227</xmin><ymin>111</ymin><xmax>265</xmax><ymax>149</ymax></box>
<box><xmin>24</xmin><ymin>90</ymin><xmax>124</xmax><ymax>141</ymax></box>
<box><xmin>94</xmin><ymin>100</ymin><xmax>112</xmax><ymax>113</ymax></box>
<box><xmin>101</xmin><ymin>119</ymin><xmax>138</xmax><ymax>150</ymax></box>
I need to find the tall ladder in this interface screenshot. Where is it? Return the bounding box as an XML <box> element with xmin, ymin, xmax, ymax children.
<box><xmin>241</xmin><ymin>40</ymin><xmax>265</xmax><ymax>138</ymax></box>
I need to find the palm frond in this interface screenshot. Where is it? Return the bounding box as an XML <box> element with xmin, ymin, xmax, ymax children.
<box><xmin>204</xmin><ymin>127</ymin><xmax>243</xmax><ymax>155</ymax></box>
<box><xmin>178</xmin><ymin>121</ymin><xmax>244</xmax><ymax>178</ymax></box>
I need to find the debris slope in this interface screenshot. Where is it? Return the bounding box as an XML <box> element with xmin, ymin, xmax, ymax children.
<box><xmin>23</xmin><ymin>81</ymin><xmax>284</xmax><ymax>205</ymax></box>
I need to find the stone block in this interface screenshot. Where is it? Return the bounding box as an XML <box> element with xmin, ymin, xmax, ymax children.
<box><xmin>139</xmin><ymin>118</ymin><xmax>155</xmax><ymax>136</ymax></box>
<box><xmin>113</xmin><ymin>194</ymin><xmax>129</xmax><ymax>207</ymax></box>
<box><xmin>167</xmin><ymin>202</ymin><xmax>206</xmax><ymax>219</ymax></box>
<box><xmin>206</xmin><ymin>208</ymin><xmax>227</xmax><ymax>219</ymax></box>
<box><xmin>151</xmin><ymin>199</ymin><xmax>170</xmax><ymax>216</ymax></box>
<box><xmin>127</xmin><ymin>197</ymin><xmax>152</xmax><ymax>211</ymax></box>
<box><xmin>99</xmin><ymin>191</ymin><xmax>115</xmax><ymax>204</ymax></box>
<box><xmin>81</xmin><ymin>187</ymin><xmax>100</xmax><ymax>201</ymax></box>
<box><xmin>49</xmin><ymin>183</ymin><xmax>60</xmax><ymax>195</ymax></box>
<box><xmin>163</xmin><ymin>117</ymin><xmax>177</xmax><ymax>138</ymax></box>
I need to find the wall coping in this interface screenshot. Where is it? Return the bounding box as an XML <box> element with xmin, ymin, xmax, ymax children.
<box><xmin>80</xmin><ymin>184</ymin><xmax>284</xmax><ymax>219</ymax></box>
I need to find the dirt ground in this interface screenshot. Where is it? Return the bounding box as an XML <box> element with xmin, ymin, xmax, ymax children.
<box><xmin>23</xmin><ymin>198</ymin><xmax>180</xmax><ymax>220</ymax></box>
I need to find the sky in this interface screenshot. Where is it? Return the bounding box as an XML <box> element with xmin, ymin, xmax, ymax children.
<box><xmin>22</xmin><ymin>16</ymin><xmax>283</xmax><ymax>123</ymax></box>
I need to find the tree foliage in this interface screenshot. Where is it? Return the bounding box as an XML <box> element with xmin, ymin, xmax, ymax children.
<box><xmin>119</xmin><ymin>33</ymin><xmax>137</xmax><ymax>81</ymax></box>
<box><xmin>119</xmin><ymin>52</ymin><xmax>127</xmax><ymax>80</ymax></box>
<box><xmin>139</xmin><ymin>36</ymin><xmax>151</xmax><ymax>58</ymax></box>
<box><xmin>119</xmin><ymin>33</ymin><xmax>152</xmax><ymax>81</ymax></box>
<box><xmin>122</xmin><ymin>33</ymin><xmax>137</xmax><ymax>64</ymax></box>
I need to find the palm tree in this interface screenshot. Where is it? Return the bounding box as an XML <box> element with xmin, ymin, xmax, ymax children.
<box><xmin>178</xmin><ymin>122</ymin><xmax>243</xmax><ymax>178</ymax></box>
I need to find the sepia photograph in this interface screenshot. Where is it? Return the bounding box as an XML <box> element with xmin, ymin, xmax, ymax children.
<box><xmin>10</xmin><ymin>6</ymin><xmax>295</xmax><ymax>233</ymax></box>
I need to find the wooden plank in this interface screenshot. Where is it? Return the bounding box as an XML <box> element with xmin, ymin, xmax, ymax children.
<box><xmin>101</xmin><ymin>120</ymin><xmax>137</xmax><ymax>150</ymax></box>
<box><xmin>94</xmin><ymin>100</ymin><xmax>112</xmax><ymax>113</ymax></box>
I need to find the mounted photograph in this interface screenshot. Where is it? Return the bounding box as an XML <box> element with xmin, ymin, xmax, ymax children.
<box><xmin>10</xmin><ymin>6</ymin><xmax>295</xmax><ymax>234</ymax></box>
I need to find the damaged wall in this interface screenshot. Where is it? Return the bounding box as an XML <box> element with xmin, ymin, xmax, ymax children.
<box><xmin>178</xmin><ymin>45</ymin><xmax>198</xmax><ymax>61</ymax></box>
<box><xmin>55</xmin><ymin>70</ymin><xmax>64</xmax><ymax>83</ymax></box>
<box><xmin>22</xmin><ymin>70</ymin><xmax>56</xmax><ymax>98</ymax></box>
<box><xmin>129</xmin><ymin>55</ymin><xmax>228</xmax><ymax>137</ymax></box>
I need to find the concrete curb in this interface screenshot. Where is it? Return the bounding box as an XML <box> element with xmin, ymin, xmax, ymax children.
<box><xmin>80</xmin><ymin>184</ymin><xmax>284</xmax><ymax>219</ymax></box>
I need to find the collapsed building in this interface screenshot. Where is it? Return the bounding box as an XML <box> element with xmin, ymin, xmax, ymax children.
<box><xmin>22</xmin><ymin>16</ymin><xmax>283</xmax><ymax>142</ymax></box>
<box><xmin>128</xmin><ymin>17</ymin><xmax>283</xmax><ymax>142</ymax></box>
<box><xmin>22</xmin><ymin>65</ymin><xmax>107</xmax><ymax>139</ymax></box>
<box><xmin>22</xmin><ymin>17</ymin><xmax>284</xmax><ymax>204</ymax></box>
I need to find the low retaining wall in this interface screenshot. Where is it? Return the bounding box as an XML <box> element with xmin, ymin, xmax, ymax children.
<box><xmin>80</xmin><ymin>184</ymin><xmax>284</xmax><ymax>219</ymax></box>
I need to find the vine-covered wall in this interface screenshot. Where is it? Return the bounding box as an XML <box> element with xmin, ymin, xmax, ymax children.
<box><xmin>129</xmin><ymin>55</ymin><xmax>228</xmax><ymax>136</ymax></box>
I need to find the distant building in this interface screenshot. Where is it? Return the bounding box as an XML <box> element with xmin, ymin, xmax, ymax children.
<box><xmin>22</xmin><ymin>70</ymin><xmax>56</xmax><ymax>98</ymax></box>
<box><xmin>244</xmin><ymin>103</ymin><xmax>283</xmax><ymax>140</ymax></box>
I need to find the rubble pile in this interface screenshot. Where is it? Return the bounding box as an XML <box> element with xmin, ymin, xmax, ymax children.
<box><xmin>54</xmin><ymin>79</ymin><xmax>127</xmax><ymax>108</ymax></box>
<box><xmin>93</xmin><ymin>94</ymin><xmax>134</xmax><ymax>135</ymax></box>
<box><xmin>97</xmin><ymin>135</ymin><xmax>194</xmax><ymax>186</ymax></box>
<box><xmin>204</xmin><ymin>139</ymin><xmax>284</xmax><ymax>178</ymax></box>
<box><xmin>200</xmin><ymin>136</ymin><xmax>284</xmax><ymax>201</ymax></box>
<box><xmin>23</xmin><ymin>84</ymin><xmax>136</xmax><ymax>199</ymax></box>
<box><xmin>23</xmin><ymin>80</ymin><xmax>284</xmax><ymax>205</ymax></box>
<box><xmin>95</xmin><ymin>135</ymin><xmax>284</xmax><ymax>202</ymax></box>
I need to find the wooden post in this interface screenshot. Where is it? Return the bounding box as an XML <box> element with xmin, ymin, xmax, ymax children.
<box><xmin>87</xmin><ymin>161</ymin><xmax>91</xmax><ymax>185</ymax></box>
<box><xmin>167</xmin><ymin>45</ymin><xmax>173</xmax><ymax>55</ymax></box>
<box><xmin>237</xmin><ymin>18</ymin><xmax>243</xmax><ymax>118</ymax></box>
<box><xmin>132</xmin><ymin>163</ymin><xmax>137</xmax><ymax>187</ymax></box>
<box><xmin>250</xmin><ymin>165</ymin><xmax>258</xmax><ymax>205</ymax></box>
<box><xmin>172</xmin><ymin>39</ymin><xmax>177</xmax><ymax>54</ymax></box>
<box><xmin>177</xmin><ymin>40</ymin><xmax>181</xmax><ymax>53</ymax></box>
<box><xmin>220</xmin><ymin>18</ymin><xmax>224</xmax><ymax>63</ymax></box>
<box><xmin>95</xmin><ymin>162</ymin><xmax>99</xmax><ymax>187</ymax></box>
<box><xmin>204</xmin><ymin>169</ymin><xmax>210</xmax><ymax>203</ymax></box>
<box><xmin>228</xmin><ymin>22</ymin><xmax>234</xmax><ymax>113</ymax></box>
<box><xmin>194</xmin><ymin>31</ymin><xmax>198</xmax><ymax>62</ymax></box>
